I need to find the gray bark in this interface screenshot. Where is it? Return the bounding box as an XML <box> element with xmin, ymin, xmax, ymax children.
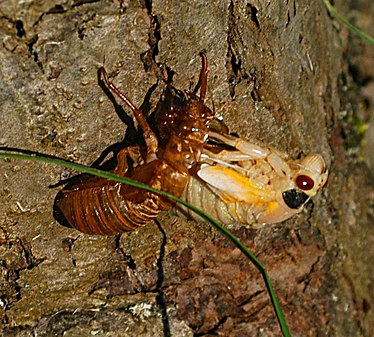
<box><xmin>0</xmin><ymin>0</ymin><xmax>373</xmax><ymax>336</ymax></box>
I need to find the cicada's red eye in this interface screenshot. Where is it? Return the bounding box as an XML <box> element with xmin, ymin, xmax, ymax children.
<box><xmin>296</xmin><ymin>175</ymin><xmax>314</xmax><ymax>191</ymax></box>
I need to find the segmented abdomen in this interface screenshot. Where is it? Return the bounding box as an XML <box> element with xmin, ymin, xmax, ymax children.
<box><xmin>55</xmin><ymin>154</ymin><xmax>192</xmax><ymax>235</ymax></box>
<box><xmin>179</xmin><ymin>176</ymin><xmax>261</xmax><ymax>227</ymax></box>
<box><xmin>55</xmin><ymin>181</ymin><xmax>161</xmax><ymax>235</ymax></box>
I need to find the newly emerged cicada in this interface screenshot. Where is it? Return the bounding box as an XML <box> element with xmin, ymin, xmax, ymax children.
<box><xmin>181</xmin><ymin>132</ymin><xmax>328</xmax><ymax>226</ymax></box>
<box><xmin>54</xmin><ymin>53</ymin><xmax>328</xmax><ymax>235</ymax></box>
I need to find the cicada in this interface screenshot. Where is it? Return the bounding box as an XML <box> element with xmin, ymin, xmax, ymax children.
<box><xmin>54</xmin><ymin>53</ymin><xmax>328</xmax><ymax>235</ymax></box>
<box><xmin>181</xmin><ymin>132</ymin><xmax>328</xmax><ymax>226</ymax></box>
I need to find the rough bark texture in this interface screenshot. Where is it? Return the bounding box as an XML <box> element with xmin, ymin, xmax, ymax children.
<box><xmin>0</xmin><ymin>1</ymin><xmax>373</xmax><ymax>336</ymax></box>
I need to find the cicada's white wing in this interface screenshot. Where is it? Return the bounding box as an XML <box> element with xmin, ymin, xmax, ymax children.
<box><xmin>197</xmin><ymin>165</ymin><xmax>274</xmax><ymax>203</ymax></box>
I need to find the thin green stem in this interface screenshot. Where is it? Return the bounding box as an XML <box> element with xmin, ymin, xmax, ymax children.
<box><xmin>324</xmin><ymin>0</ymin><xmax>374</xmax><ymax>45</ymax></box>
<box><xmin>0</xmin><ymin>148</ymin><xmax>291</xmax><ymax>337</ymax></box>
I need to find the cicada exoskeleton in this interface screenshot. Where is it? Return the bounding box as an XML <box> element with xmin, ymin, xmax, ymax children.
<box><xmin>54</xmin><ymin>53</ymin><xmax>225</xmax><ymax>234</ymax></box>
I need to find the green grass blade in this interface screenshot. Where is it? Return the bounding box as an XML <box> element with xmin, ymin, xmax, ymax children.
<box><xmin>0</xmin><ymin>148</ymin><xmax>291</xmax><ymax>337</ymax></box>
<box><xmin>324</xmin><ymin>0</ymin><xmax>374</xmax><ymax>45</ymax></box>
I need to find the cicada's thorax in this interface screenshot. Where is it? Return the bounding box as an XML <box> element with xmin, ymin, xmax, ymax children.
<box><xmin>155</xmin><ymin>87</ymin><xmax>212</xmax><ymax>142</ymax></box>
<box><xmin>154</xmin><ymin>88</ymin><xmax>209</xmax><ymax>172</ymax></box>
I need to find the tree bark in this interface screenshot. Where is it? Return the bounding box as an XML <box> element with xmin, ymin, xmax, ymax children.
<box><xmin>0</xmin><ymin>0</ymin><xmax>373</xmax><ymax>336</ymax></box>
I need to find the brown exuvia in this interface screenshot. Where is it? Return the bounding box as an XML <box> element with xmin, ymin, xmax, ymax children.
<box><xmin>54</xmin><ymin>53</ymin><xmax>328</xmax><ymax>235</ymax></box>
<box><xmin>54</xmin><ymin>54</ymin><xmax>226</xmax><ymax>234</ymax></box>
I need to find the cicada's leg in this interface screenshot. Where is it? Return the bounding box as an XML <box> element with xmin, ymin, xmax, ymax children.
<box><xmin>266</xmin><ymin>153</ymin><xmax>291</xmax><ymax>177</ymax></box>
<box><xmin>206</xmin><ymin>131</ymin><xmax>292</xmax><ymax>177</ymax></box>
<box><xmin>192</xmin><ymin>52</ymin><xmax>208</xmax><ymax>102</ymax></box>
<box><xmin>101</xmin><ymin>67</ymin><xmax>158</xmax><ymax>162</ymax></box>
<box><xmin>114</xmin><ymin>146</ymin><xmax>143</xmax><ymax>176</ymax></box>
<box><xmin>208</xmin><ymin>131</ymin><xmax>270</xmax><ymax>159</ymax></box>
<box><xmin>203</xmin><ymin>149</ymin><xmax>259</xmax><ymax>162</ymax></box>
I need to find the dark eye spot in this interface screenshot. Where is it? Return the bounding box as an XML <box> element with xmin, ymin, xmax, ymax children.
<box><xmin>282</xmin><ymin>189</ymin><xmax>310</xmax><ymax>209</ymax></box>
<box><xmin>296</xmin><ymin>175</ymin><xmax>314</xmax><ymax>191</ymax></box>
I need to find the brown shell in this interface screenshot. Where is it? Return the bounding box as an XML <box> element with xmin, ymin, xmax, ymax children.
<box><xmin>54</xmin><ymin>54</ymin><xmax>225</xmax><ymax>235</ymax></box>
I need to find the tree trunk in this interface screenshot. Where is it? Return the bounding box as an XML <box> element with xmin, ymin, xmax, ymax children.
<box><xmin>0</xmin><ymin>0</ymin><xmax>373</xmax><ymax>336</ymax></box>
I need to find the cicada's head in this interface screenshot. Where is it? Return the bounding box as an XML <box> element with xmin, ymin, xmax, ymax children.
<box><xmin>253</xmin><ymin>153</ymin><xmax>328</xmax><ymax>224</ymax></box>
<box><xmin>281</xmin><ymin>153</ymin><xmax>328</xmax><ymax>210</ymax></box>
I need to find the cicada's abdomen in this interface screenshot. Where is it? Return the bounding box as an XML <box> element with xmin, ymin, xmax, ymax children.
<box><xmin>54</xmin><ymin>158</ymin><xmax>188</xmax><ymax>235</ymax></box>
<box><xmin>55</xmin><ymin>179</ymin><xmax>157</xmax><ymax>235</ymax></box>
